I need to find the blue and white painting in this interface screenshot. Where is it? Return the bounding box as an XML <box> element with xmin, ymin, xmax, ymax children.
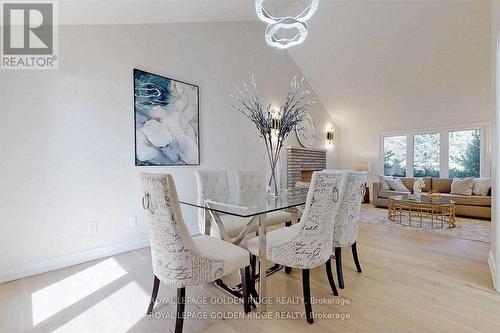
<box><xmin>134</xmin><ymin>69</ymin><xmax>199</xmax><ymax>165</ymax></box>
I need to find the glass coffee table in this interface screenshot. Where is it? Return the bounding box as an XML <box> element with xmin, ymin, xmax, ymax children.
<box><xmin>388</xmin><ymin>194</ymin><xmax>456</xmax><ymax>229</ymax></box>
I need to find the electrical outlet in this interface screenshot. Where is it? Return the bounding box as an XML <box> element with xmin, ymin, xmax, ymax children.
<box><xmin>88</xmin><ymin>220</ymin><xmax>97</xmax><ymax>233</ymax></box>
<box><xmin>129</xmin><ymin>216</ymin><xmax>137</xmax><ymax>227</ymax></box>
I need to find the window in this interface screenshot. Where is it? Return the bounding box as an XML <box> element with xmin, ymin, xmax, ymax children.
<box><xmin>413</xmin><ymin>133</ymin><xmax>440</xmax><ymax>177</ymax></box>
<box><xmin>380</xmin><ymin>126</ymin><xmax>486</xmax><ymax>179</ymax></box>
<box><xmin>383</xmin><ymin>136</ymin><xmax>406</xmax><ymax>176</ymax></box>
<box><xmin>449</xmin><ymin>129</ymin><xmax>480</xmax><ymax>178</ymax></box>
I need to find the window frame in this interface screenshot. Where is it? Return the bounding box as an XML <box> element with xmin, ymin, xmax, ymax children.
<box><xmin>379</xmin><ymin>123</ymin><xmax>489</xmax><ymax>178</ymax></box>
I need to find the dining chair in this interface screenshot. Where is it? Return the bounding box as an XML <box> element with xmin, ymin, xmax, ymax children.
<box><xmin>140</xmin><ymin>173</ymin><xmax>251</xmax><ymax>333</ymax></box>
<box><xmin>195</xmin><ymin>170</ymin><xmax>258</xmax><ymax>241</ymax></box>
<box><xmin>246</xmin><ymin>170</ymin><xmax>344</xmax><ymax>324</ymax></box>
<box><xmin>196</xmin><ymin>170</ymin><xmax>292</xmax><ymax>242</ymax></box>
<box><xmin>234</xmin><ymin>169</ymin><xmax>292</xmax><ymax>227</ymax></box>
<box><xmin>328</xmin><ymin>171</ymin><xmax>368</xmax><ymax>289</ymax></box>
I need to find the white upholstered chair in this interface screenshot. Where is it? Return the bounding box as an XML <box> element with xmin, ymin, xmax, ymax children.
<box><xmin>140</xmin><ymin>173</ymin><xmax>251</xmax><ymax>333</ymax></box>
<box><xmin>328</xmin><ymin>171</ymin><xmax>368</xmax><ymax>289</ymax></box>
<box><xmin>195</xmin><ymin>170</ymin><xmax>292</xmax><ymax>241</ymax></box>
<box><xmin>234</xmin><ymin>169</ymin><xmax>292</xmax><ymax>226</ymax></box>
<box><xmin>195</xmin><ymin>170</ymin><xmax>255</xmax><ymax>240</ymax></box>
<box><xmin>246</xmin><ymin>170</ymin><xmax>344</xmax><ymax>324</ymax></box>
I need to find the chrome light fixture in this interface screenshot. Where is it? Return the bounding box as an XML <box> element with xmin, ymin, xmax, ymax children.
<box><xmin>255</xmin><ymin>0</ymin><xmax>319</xmax><ymax>49</ymax></box>
<box><xmin>326</xmin><ymin>129</ymin><xmax>335</xmax><ymax>146</ymax></box>
<box><xmin>270</xmin><ymin>108</ymin><xmax>282</xmax><ymax>139</ymax></box>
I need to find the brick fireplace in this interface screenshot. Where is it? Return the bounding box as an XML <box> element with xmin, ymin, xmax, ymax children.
<box><xmin>286</xmin><ymin>147</ymin><xmax>327</xmax><ymax>187</ymax></box>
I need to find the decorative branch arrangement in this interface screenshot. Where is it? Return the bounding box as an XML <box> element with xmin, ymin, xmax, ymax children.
<box><xmin>231</xmin><ymin>76</ymin><xmax>316</xmax><ymax>194</ymax></box>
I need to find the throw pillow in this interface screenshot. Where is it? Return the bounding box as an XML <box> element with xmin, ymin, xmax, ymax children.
<box><xmin>472</xmin><ymin>178</ymin><xmax>491</xmax><ymax>196</ymax></box>
<box><xmin>386</xmin><ymin>178</ymin><xmax>410</xmax><ymax>192</ymax></box>
<box><xmin>378</xmin><ymin>175</ymin><xmax>393</xmax><ymax>190</ymax></box>
<box><xmin>450</xmin><ymin>178</ymin><xmax>474</xmax><ymax>196</ymax></box>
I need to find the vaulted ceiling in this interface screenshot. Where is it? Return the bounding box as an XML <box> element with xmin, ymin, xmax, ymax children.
<box><xmin>287</xmin><ymin>0</ymin><xmax>491</xmax><ymax>131</ymax></box>
<box><xmin>58</xmin><ymin>0</ymin><xmax>492</xmax><ymax>168</ymax></box>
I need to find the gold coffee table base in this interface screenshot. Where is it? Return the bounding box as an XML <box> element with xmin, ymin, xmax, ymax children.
<box><xmin>388</xmin><ymin>199</ymin><xmax>456</xmax><ymax>229</ymax></box>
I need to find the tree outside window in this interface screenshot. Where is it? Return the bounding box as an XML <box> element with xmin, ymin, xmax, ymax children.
<box><xmin>383</xmin><ymin>136</ymin><xmax>406</xmax><ymax>177</ymax></box>
<box><xmin>413</xmin><ymin>133</ymin><xmax>440</xmax><ymax>177</ymax></box>
<box><xmin>449</xmin><ymin>129</ymin><xmax>480</xmax><ymax>178</ymax></box>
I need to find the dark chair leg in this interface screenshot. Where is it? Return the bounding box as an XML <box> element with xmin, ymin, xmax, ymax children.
<box><xmin>175</xmin><ymin>287</ymin><xmax>186</xmax><ymax>333</ymax></box>
<box><xmin>352</xmin><ymin>242</ymin><xmax>362</xmax><ymax>273</ymax></box>
<box><xmin>335</xmin><ymin>247</ymin><xmax>344</xmax><ymax>289</ymax></box>
<box><xmin>325</xmin><ymin>259</ymin><xmax>339</xmax><ymax>296</ymax></box>
<box><xmin>302</xmin><ymin>269</ymin><xmax>314</xmax><ymax>324</ymax></box>
<box><xmin>240</xmin><ymin>266</ymin><xmax>251</xmax><ymax>313</ymax></box>
<box><xmin>284</xmin><ymin>221</ymin><xmax>292</xmax><ymax>274</ymax></box>
<box><xmin>249</xmin><ymin>255</ymin><xmax>259</xmax><ymax>301</ymax></box>
<box><xmin>147</xmin><ymin>275</ymin><xmax>160</xmax><ymax>314</ymax></box>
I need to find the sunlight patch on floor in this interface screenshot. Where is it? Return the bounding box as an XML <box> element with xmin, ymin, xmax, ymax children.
<box><xmin>53</xmin><ymin>281</ymin><xmax>149</xmax><ymax>332</ymax></box>
<box><xmin>31</xmin><ymin>258</ymin><xmax>128</xmax><ymax>326</ymax></box>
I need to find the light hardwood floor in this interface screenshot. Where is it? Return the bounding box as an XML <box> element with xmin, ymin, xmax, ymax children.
<box><xmin>1</xmin><ymin>212</ymin><xmax>499</xmax><ymax>333</ymax></box>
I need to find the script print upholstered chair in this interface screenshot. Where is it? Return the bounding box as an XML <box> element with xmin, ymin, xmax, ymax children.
<box><xmin>195</xmin><ymin>170</ymin><xmax>292</xmax><ymax>242</ymax></box>
<box><xmin>140</xmin><ymin>173</ymin><xmax>251</xmax><ymax>333</ymax></box>
<box><xmin>246</xmin><ymin>170</ymin><xmax>344</xmax><ymax>324</ymax></box>
<box><xmin>329</xmin><ymin>171</ymin><xmax>368</xmax><ymax>289</ymax></box>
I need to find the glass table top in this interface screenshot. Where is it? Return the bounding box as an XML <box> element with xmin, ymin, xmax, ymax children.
<box><xmin>179</xmin><ymin>188</ymin><xmax>309</xmax><ymax>217</ymax></box>
<box><xmin>389</xmin><ymin>194</ymin><xmax>455</xmax><ymax>206</ymax></box>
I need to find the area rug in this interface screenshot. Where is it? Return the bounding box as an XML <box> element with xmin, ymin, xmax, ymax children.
<box><xmin>360</xmin><ymin>205</ymin><xmax>491</xmax><ymax>243</ymax></box>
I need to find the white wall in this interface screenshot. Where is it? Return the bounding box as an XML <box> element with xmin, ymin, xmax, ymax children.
<box><xmin>288</xmin><ymin>1</ymin><xmax>491</xmax><ymax>189</ymax></box>
<box><xmin>0</xmin><ymin>22</ymin><xmax>338</xmax><ymax>282</ymax></box>
<box><xmin>490</xmin><ymin>0</ymin><xmax>500</xmax><ymax>293</ymax></box>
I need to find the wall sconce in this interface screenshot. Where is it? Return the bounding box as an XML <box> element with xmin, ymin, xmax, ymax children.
<box><xmin>271</xmin><ymin>117</ymin><xmax>281</xmax><ymax>133</ymax></box>
<box><xmin>270</xmin><ymin>108</ymin><xmax>281</xmax><ymax>139</ymax></box>
<box><xmin>326</xmin><ymin>129</ymin><xmax>335</xmax><ymax>146</ymax></box>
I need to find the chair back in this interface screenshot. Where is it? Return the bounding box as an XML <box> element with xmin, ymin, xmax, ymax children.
<box><xmin>332</xmin><ymin>171</ymin><xmax>368</xmax><ymax>247</ymax></box>
<box><xmin>140</xmin><ymin>173</ymin><xmax>224</xmax><ymax>287</ymax></box>
<box><xmin>269</xmin><ymin>170</ymin><xmax>344</xmax><ymax>269</ymax></box>
<box><xmin>195</xmin><ymin>170</ymin><xmax>229</xmax><ymax>235</ymax></box>
<box><xmin>234</xmin><ymin>170</ymin><xmax>265</xmax><ymax>192</ymax></box>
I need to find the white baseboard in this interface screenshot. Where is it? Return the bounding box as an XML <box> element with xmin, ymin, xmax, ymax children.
<box><xmin>488</xmin><ymin>250</ymin><xmax>499</xmax><ymax>292</ymax></box>
<box><xmin>0</xmin><ymin>238</ymin><xmax>150</xmax><ymax>284</ymax></box>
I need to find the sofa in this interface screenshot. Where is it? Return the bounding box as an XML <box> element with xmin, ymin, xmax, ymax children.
<box><xmin>373</xmin><ymin>177</ymin><xmax>491</xmax><ymax>219</ymax></box>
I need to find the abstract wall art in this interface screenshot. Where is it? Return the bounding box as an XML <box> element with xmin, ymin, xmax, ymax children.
<box><xmin>134</xmin><ymin>69</ymin><xmax>200</xmax><ymax>166</ymax></box>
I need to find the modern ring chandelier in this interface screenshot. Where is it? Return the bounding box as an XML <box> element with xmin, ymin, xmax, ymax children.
<box><xmin>255</xmin><ymin>0</ymin><xmax>319</xmax><ymax>49</ymax></box>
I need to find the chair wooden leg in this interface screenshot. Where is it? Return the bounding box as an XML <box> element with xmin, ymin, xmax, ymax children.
<box><xmin>147</xmin><ymin>275</ymin><xmax>160</xmax><ymax>314</ymax></box>
<box><xmin>352</xmin><ymin>242</ymin><xmax>362</xmax><ymax>273</ymax></box>
<box><xmin>325</xmin><ymin>259</ymin><xmax>339</xmax><ymax>296</ymax></box>
<box><xmin>249</xmin><ymin>255</ymin><xmax>259</xmax><ymax>301</ymax></box>
<box><xmin>302</xmin><ymin>269</ymin><xmax>314</xmax><ymax>324</ymax></box>
<box><xmin>284</xmin><ymin>221</ymin><xmax>292</xmax><ymax>274</ymax></box>
<box><xmin>240</xmin><ymin>266</ymin><xmax>251</xmax><ymax>313</ymax></box>
<box><xmin>175</xmin><ymin>288</ymin><xmax>186</xmax><ymax>333</ymax></box>
<box><xmin>335</xmin><ymin>247</ymin><xmax>344</xmax><ymax>289</ymax></box>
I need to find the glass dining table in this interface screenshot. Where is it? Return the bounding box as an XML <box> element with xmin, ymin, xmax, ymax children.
<box><xmin>180</xmin><ymin>187</ymin><xmax>308</xmax><ymax>311</ymax></box>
